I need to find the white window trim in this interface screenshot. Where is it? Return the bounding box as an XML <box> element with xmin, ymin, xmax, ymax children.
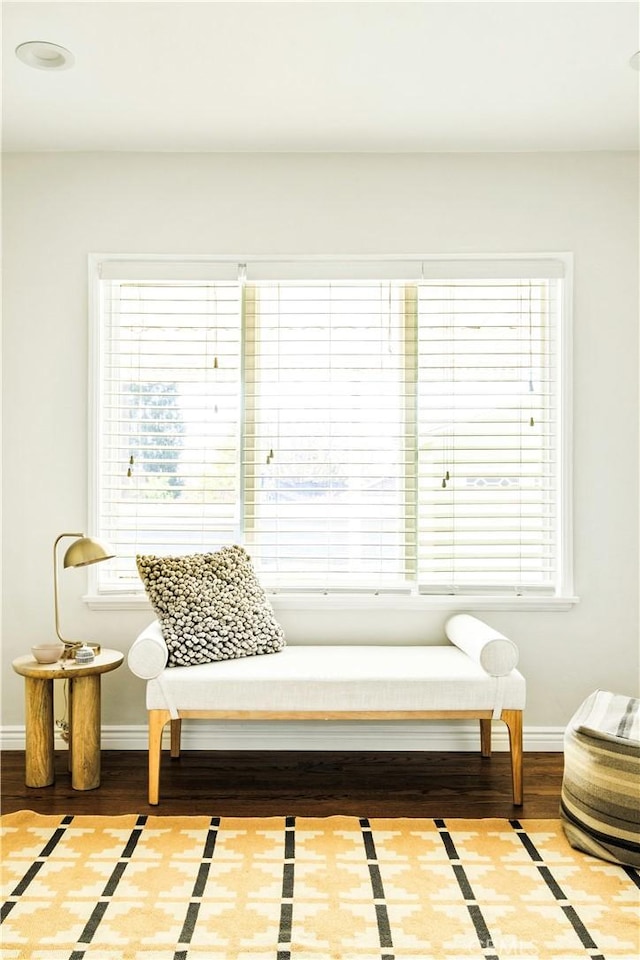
<box><xmin>85</xmin><ymin>252</ymin><xmax>577</xmax><ymax>612</ymax></box>
<box><xmin>84</xmin><ymin>591</ymin><xmax>578</xmax><ymax>613</ymax></box>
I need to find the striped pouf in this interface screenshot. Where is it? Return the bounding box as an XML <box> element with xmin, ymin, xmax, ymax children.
<box><xmin>561</xmin><ymin>689</ymin><xmax>640</xmax><ymax>867</ymax></box>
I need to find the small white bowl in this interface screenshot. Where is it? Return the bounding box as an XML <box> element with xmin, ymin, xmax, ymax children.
<box><xmin>31</xmin><ymin>643</ymin><xmax>64</xmax><ymax>664</ymax></box>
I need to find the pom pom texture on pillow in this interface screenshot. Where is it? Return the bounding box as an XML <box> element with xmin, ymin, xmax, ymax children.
<box><xmin>136</xmin><ymin>545</ymin><xmax>285</xmax><ymax>667</ymax></box>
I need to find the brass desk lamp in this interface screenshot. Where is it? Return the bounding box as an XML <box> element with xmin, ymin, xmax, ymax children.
<box><xmin>54</xmin><ymin>533</ymin><xmax>115</xmax><ymax>658</ymax></box>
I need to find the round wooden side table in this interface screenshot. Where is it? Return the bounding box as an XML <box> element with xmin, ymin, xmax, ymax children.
<box><xmin>12</xmin><ymin>648</ymin><xmax>124</xmax><ymax>790</ymax></box>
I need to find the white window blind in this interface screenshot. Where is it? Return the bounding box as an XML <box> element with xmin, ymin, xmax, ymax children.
<box><xmin>244</xmin><ymin>282</ymin><xmax>413</xmax><ymax>590</ymax></box>
<box><xmin>92</xmin><ymin>256</ymin><xmax>567</xmax><ymax>597</ymax></box>
<box><xmin>97</xmin><ymin>277</ymin><xmax>242</xmax><ymax>590</ymax></box>
<box><xmin>417</xmin><ymin>277</ymin><xmax>559</xmax><ymax>594</ymax></box>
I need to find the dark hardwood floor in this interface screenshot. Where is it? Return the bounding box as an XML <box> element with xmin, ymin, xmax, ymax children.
<box><xmin>1</xmin><ymin>749</ymin><xmax>564</xmax><ymax>818</ymax></box>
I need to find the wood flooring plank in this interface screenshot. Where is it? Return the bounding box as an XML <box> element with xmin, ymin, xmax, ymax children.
<box><xmin>1</xmin><ymin>750</ymin><xmax>563</xmax><ymax>818</ymax></box>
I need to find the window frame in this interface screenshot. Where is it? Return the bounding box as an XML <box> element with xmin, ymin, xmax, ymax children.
<box><xmin>86</xmin><ymin>253</ymin><xmax>576</xmax><ymax>611</ymax></box>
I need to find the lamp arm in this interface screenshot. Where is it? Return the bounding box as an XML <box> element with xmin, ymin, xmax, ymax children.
<box><xmin>53</xmin><ymin>532</ymin><xmax>84</xmax><ymax>645</ymax></box>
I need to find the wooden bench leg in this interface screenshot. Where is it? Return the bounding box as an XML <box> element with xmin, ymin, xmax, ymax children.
<box><xmin>479</xmin><ymin>718</ymin><xmax>492</xmax><ymax>757</ymax></box>
<box><xmin>148</xmin><ymin>709</ymin><xmax>171</xmax><ymax>806</ymax></box>
<box><xmin>502</xmin><ymin>709</ymin><xmax>523</xmax><ymax>806</ymax></box>
<box><xmin>170</xmin><ymin>718</ymin><xmax>182</xmax><ymax>758</ymax></box>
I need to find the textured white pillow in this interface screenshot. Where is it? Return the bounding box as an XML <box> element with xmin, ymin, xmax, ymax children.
<box><xmin>136</xmin><ymin>545</ymin><xmax>285</xmax><ymax>667</ymax></box>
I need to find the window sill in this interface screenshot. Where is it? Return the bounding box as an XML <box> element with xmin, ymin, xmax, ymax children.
<box><xmin>84</xmin><ymin>592</ymin><xmax>579</xmax><ymax>613</ymax></box>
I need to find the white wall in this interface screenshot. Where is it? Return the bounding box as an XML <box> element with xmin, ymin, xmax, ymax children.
<box><xmin>2</xmin><ymin>152</ymin><xmax>638</xmax><ymax>748</ymax></box>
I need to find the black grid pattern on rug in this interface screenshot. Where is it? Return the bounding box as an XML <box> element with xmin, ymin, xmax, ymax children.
<box><xmin>434</xmin><ymin>818</ymin><xmax>499</xmax><ymax>960</ymax></box>
<box><xmin>68</xmin><ymin>815</ymin><xmax>148</xmax><ymax>960</ymax></box>
<box><xmin>173</xmin><ymin>816</ymin><xmax>220</xmax><ymax>960</ymax></box>
<box><xmin>360</xmin><ymin>817</ymin><xmax>394</xmax><ymax>960</ymax></box>
<box><xmin>510</xmin><ymin>818</ymin><xmax>606</xmax><ymax>960</ymax></box>
<box><xmin>2</xmin><ymin>815</ymin><xmax>638</xmax><ymax>959</ymax></box>
<box><xmin>1</xmin><ymin>813</ymin><xmax>74</xmax><ymax>924</ymax></box>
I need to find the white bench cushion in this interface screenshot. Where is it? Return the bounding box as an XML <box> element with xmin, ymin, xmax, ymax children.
<box><xmin>146</xmin><ymin>644</ymin><xmax>525</xmax><ymax>715</ymax></box>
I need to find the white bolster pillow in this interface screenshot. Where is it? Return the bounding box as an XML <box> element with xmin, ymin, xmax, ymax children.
<box><xmin>127</xmin><ymin>620</ymin><xmax>168</xmax><ymax>679</ymax></box>
<box><xmin>445</xmin><ymin>614</ymin><xmax>519</xmax><ymax>676</ymax></box>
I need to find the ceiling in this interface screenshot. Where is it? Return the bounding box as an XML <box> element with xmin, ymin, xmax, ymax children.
<box><xmin>2</xmin><ymin>1</ymin><xmax>639</xmax><ymax>153</ymax></box>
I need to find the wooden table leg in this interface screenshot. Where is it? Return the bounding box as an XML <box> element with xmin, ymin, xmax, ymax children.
<box><xmin>67</xmin><ymin>679</ymin><xmax>73</xmax><ymax>773</ymax></box>
<box><xmin>24</xmin><ymin>677</ymin><xmax>55</xmax><ymax>787</ymax></box>
<box><xmin>69</xmin><ymin>674</ymin><xmax>101</xmax><ymax>790</ymax></box>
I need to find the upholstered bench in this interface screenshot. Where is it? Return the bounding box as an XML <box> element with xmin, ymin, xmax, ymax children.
<box><xmin>128</xmin><ymin>613</ymin><xmax>526</xmax><ymax>806</ymax></box>
<box><xmin>561</xmin><ymin>689</ymin><xmax>640</xmax><ymax>867</ymax></box>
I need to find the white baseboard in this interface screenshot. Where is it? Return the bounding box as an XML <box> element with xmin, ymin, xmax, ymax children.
<box><xmin>1</xmin><ymin>721</ymin><xmax>564</xmax><ymax>752</ymax></box>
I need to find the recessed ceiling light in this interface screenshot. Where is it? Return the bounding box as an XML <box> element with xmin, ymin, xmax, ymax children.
<box><xmin>630</xmin><ymin>51</ymin><xmax>640</xmax><ymax>71</ymax></box>
<box><xmin>15</xmin><ymin>41</ymin><xmax>75</xmax><ymax>71</ymax></box>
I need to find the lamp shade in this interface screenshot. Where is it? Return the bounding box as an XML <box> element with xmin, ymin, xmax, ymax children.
<box><xmin>63</xmin><ymin>536</ymin><xmax>115</xmax><ymax>569</ymax></box>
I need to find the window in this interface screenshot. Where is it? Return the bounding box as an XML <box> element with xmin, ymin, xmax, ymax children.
<box><xmin>91</xmin><ymin>256</ymin><xmax>571</xmax><ymax>601</ymax></box>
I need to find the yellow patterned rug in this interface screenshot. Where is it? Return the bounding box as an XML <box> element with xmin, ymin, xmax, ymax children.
<box><xmin>1</xmin><ymin>813</ymin><xmax>638</xmax><ymax>960</ymax></box>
